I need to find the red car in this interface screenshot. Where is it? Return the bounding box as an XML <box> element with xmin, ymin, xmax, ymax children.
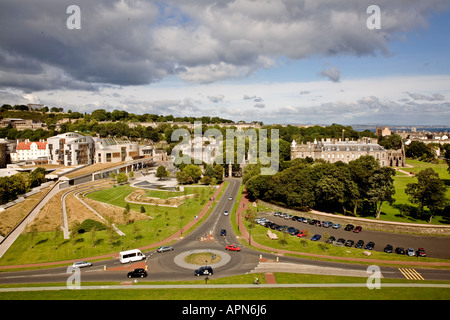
<box><xmin>417</xmin><ymin>248</ymin><xmax>426</xmax><ymax>257</ymax></box>
<box><xmin>225</xmin><ymin>245</ymin><xmax>241</xmax><ymax>251</ymax></box>
<box><xmin>297</xmin><ymin>230</ymin><xmax>307</xmax><ymax>238</ymax></box>
<box><xmin>353</xmin><ymin>226</ymin><xmax>362</xmax><ymax>233</ymax></box>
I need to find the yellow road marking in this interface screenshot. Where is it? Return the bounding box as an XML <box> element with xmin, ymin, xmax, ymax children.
<box><xmin>398</xmin><ymin>268</ymin><xmax>424</xmax><ymax>280</ymax></box>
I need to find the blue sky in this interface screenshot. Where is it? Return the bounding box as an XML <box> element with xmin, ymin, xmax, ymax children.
<box><xmin>0</xmin><ymin>0</ymin><xmax>449</xmax><ymax>126</ymax></box>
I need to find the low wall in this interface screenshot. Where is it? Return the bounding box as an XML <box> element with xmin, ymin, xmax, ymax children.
<box><xmin>257</xmin><ymin>200</ymin><xmax>450</xmax><ymax>236</ymax></box>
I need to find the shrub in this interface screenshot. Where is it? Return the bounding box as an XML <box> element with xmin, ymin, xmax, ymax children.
<box><xmin>78</xmin><ymin>219</ymin><xmax>107</xmax><ymax>234</ymax></box>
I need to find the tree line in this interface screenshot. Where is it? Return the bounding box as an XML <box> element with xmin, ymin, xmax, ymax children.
<box><xmin>244</xmin><ymin>155</ymin><xmax>448</xmax><ymax>222</ymax></box>
<box><xmin>0</xmin><ymin>167</ymin><xmax>46</xmax><ymax>205</ymax></box>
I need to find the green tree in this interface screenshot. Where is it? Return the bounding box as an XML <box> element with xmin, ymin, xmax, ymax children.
<box><xmin>405</xmin><ymin>168</ymin><xmax>447</xmax><ymax>223</ymax></box>
<box><xmin>156</xmin><ymin>165</ymin><xmax>169</xmax><ymax>180</ymax></box>
<box><xmin>368</xmin><ymin>167</ymin><xmax>396</xmax><ymax>219</ymax></box>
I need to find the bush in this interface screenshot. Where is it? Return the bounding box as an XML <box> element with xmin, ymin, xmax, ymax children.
<box><xmin>78</xmin><ymin>219</ymin><xmax>107</xmax><ymax>234</ymax></box>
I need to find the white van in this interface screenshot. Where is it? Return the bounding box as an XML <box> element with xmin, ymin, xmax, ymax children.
<box><xmin>119</xmin><ymin>249</ymin><xmax>146</xmax><ymax>264</ymax></box>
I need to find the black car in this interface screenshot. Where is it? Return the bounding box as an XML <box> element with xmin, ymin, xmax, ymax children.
<box><xmin>345</xmin><ymin>239</ymin><xmax>354</xmax><ymax>247</ymax></box>
<box><xmin>220</xmin><ymin>229</ymin><xmax>227</xmax><ymax>236</ymax></box>
<box><xmin>355</xmin><ymin>240</ymin><xmax>364</xmax><ymax>249</ymax></box>
<box><xmin>344</xmin><ymin>224</ymin><xmax>354</xmax><ymax>231</ymax></box>
<box><xmin>194</xmin><ymin>266</ymin><xmax>213</xmax><ymax>276</ymax></box>
<box><xmin>336</xmin><ymin>238</ymin><xmax>345</xmax><ymax>245</ymax></box>
<box><xmin>384</xmin><ymin>244</ymin><xmax>393</xmax><ymax>253</ymax></box>
<box><xmin>395</xmin><ymin>247</ymin><xmax>405</xmax><ymax>255</ymax></box>
<box><xmin>364</xmin><ymin>241</ymin><xmax>375</xmax><ymax>250</ymax></box>
<box><xmin>326</xmin><ymin>236</ymin><xmax>336</xmax><ymax>244</ymax></box>
<box><xmin>127</xmin><ymin>268</ymin><xmax>147</xmax><ymax>278</ymax></box>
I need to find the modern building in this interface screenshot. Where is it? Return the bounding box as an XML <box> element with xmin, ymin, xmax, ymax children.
<box><xmin>291</xmin><ymin>137</ymin><xmax>405</xmax><ymax>167</ymax></box>
<box><xmin>10</xmin><ymin>139</ymin><xmax>47</xmax><ymax>162</ymax></box>
<box><xmin>47</xmin><ymin>132</ymin><xmax>96</xmax><ymax>166</ymax></box>
<box><xmin>93</xmin><ymin>137</ymin><xmax>140</xmax><ymax>164</ymax></box>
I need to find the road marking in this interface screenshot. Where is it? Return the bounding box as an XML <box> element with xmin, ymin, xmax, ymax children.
<box><xmin>398</xmin><ymin>268</ymin><xmax>424</xmax><ymax>280</ymax></box>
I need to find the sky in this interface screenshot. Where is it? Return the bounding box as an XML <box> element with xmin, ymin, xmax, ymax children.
<box><xmin>0</xmin><ymin>0</ymin><xmax>449</xmax><ymax>126</ymax></box>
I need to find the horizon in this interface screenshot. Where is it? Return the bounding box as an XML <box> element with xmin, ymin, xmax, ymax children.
<box><xmin>1</xmin><ymin>1</ymin><xmax>449</xmax><ymax>126</ymax></box>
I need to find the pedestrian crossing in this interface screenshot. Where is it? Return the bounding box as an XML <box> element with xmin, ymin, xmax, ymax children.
<box><xmin>398</xmin><ymin>268</ymin><xmax>424</xmax><ymax>280</ymax></box>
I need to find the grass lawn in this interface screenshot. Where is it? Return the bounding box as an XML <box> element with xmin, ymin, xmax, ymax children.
<box><xmin>0</xmin><ymin>184</ymin><xmax>216</xmax><ymax>266</ymax></box>
<box><xmin>381</xmin><ymin>159</ymin><xmax>450</xmax><ymax>224</ymax></box>
<box><xmin>1</xmin><ymin>273</ymin><xmax>449</xmax><ymax>300</ymax></box>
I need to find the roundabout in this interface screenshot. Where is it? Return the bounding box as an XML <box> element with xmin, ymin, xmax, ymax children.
<box><xmin>173</xmin><ymin>249</ymin><xmax>232</xmax><ymax>270</ymax></box>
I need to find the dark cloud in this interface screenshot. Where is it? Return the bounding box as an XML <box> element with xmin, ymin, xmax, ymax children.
<box><xmin>0</xmin><ymin>0</ymin><xmax>448</xmax><ymax>92</ymax></box>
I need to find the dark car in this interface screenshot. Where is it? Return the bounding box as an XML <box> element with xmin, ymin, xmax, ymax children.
<box><xmin>417</xmin><ymin>248</ymin><xmax>427</xmax><ymax>257</ymax></box>
<box><xmin>344</xmin><ymin>224</ymin><xmax>355</xmax><ymax>231</ymax></box>
<box><xmin>353</xmin><ymin>226</ymin><xmax>362</xmax><ymax>233</ymax></box>
<box><xmin>127</xmin><ymin>268</ymin><xmax>147</xmax><ymax>278</ymax></box>
<box><xmin>345</xmin><ymin>239</ymin><xmax>354</xmax><ymax>247</ymax></box>
<box><xmin>384</xmin><ymin>244</ymin><xmax>393</xmax><ymax>253</ymax></box>
<box><xmin>355</xmin><ymin>240</ymin><xmax>364</xmax><ymax>249</ymax></box>
<box><xmin>311</xmin><ymin>234</ymin><xmax>321</xmax><ymax>241</ymax></box>
<box><xmin>326</xmin><ymin>236</ymin><xmax>336</xmax><ymax>244</ymax></box>
<box><xmin>364</xmin><ymin>241</ymin><xmax>375</xmax><ymax>250</ymax></box>
<box><xmin>395</xmin><ymin>247</ymin><xmax>405</xmax><ymax>255</ymax></box>
<box><xmin>194</xmin><ymin>266</ymin><xmax>213</xmax><ymax>276</ymax></box>
<box><xmin>336</xmin><ymin>238</ymin><xmax>345</xmax><ymax>245</ymax></box>
<box><xmin>220</xmin><ymin>229</ymin><xmax>227</xmax><ymax>236</ymax></box>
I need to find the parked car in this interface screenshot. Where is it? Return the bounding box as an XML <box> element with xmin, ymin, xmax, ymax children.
<box><xmin>194</xmin><ymin>266</ymin><xmax>213</xmax><ymax>276</ymax></box>
<box><xmin>384</xmin><ymin>244</ymin><xmax>393</xmax><ymax>253</ymax></box>
<box><xmin>416</xmin><ymin>248</ymin><xmax>426</xmax><ymax>257</ymax></box>
<box><xmin>336</xmin><ymin>238</ymin><xmax>345</xmax><ymax>245</ymax></box>
<box><xmin>364</xmin><ymin>241</ymin><xmax>375</xmax><ymax>250</ymax></box>
<box><xmin>220</xmin><ymin>229</ymin><xmax>227</xmax><ymax>236</ymax></box>
<box><xmin>127</xmin><ymin>268</ymin><xmax>147</xmax><ymax>278</ymax></box>
<box><xmin>274</xmin><ymin>211</ymin><xmax>282</xmax><ymax>217</ymax></box>
<box><xmin>355</xmin><ymin>240</ymin><xmax>364</xmax><ymax>249</ymax></box>
<box><xmin>289</xmin><ymin>228</ymin><xmax>300</xmax><ymax>236</ymax></box>
<box><xmin>345</xmin><ymin>239</ymin><xmax>354</xmax><ymax>247</ymax></box>
<box><xmin>326</xmin><ymin>236</ymin><xmax>336</xmax><ymax>244</ymax></box>
<box><xmin>344</xmin><ymin>224</ymin><xmax>354</xmax><ymax>231</ymax></box>
<box><xmin>322</xmin><ymin>221</ymin><xmax>333</xmax><ymax>228</ymax></box>
<box><xmin>72</xmin><ymin>261</ymin><xmax>92</xmax><ymax>268</ymax></box>
<box><xmin>395</xmin><ymin>247</ymin><xmax>405</xmax><ymax>255</ymax></box>
<box><xmin>225</xmin><ymin>244</ymin><xmax>241</xmax><ymax>251</ymax></box>
<box><xmin>311</xmin><ymin>234</ymin><xmax>321</xmax><ymax>241</ymax></box>
<box><xmin>332</xmin><ymin>223</ymin><xmax>341</xmax><ymax>229</ymax></box>
<box><xmin>297</xmin><ymin>230</ymin><xmax>307</xmax><ymax>238</ymax></box>
<box><xmin>157</xmin><ymin>246</ymin><xmax>174</xmax><ymax>252</ymax></box>
<box><xmin>353</xmin><ymin>226</ymin><xmax>362</xmax><ymax>233</ymax></box>
<box><xmin>407</xmin><ymin>248</ymin><xmax>415</xmax><ymax>256</ymax></box>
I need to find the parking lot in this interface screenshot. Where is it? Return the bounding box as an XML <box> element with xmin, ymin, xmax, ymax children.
<box><xmin>257</xmin><ymin>211</ymin><xmax>450</xmax><ymax>259</ymax></box>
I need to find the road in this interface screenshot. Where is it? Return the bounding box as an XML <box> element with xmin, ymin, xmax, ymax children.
<box><xmin>0</xmin><ymin>178</ymin><xmax>449</xmax><ymax>285</ymax></box>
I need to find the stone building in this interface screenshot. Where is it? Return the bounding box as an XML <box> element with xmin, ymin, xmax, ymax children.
<box><xmin>291</xmin><ymin>137</ymin><xmax>405</xmax><ymax>167</ymax></box>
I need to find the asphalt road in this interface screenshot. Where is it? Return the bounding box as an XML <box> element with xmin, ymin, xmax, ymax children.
<box><xmin>0</xmin><ymin>178</ymin><xmax>449</xmax><ymax>285</ymax></box>
<box><xmin>258</xmin><ymin>212</ymin><xmax>450</xmax><ymax>259</ymax></box>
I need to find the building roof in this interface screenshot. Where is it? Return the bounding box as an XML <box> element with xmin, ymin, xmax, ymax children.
<box><xmin>16</xmin><ymin>141</ymin><xmax>47</xmax><ymax>150</ymax></box>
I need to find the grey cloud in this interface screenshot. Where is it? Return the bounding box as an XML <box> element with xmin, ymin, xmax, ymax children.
<box><xmin>0</xmin><ymin>0</ymin><xmax>449</xmax><ymax>92</ymax></box>
<box><xmin>319</xmin><ymin>66</ymin><xmax>341</xmax><ymax>83</ymax></box>
<box><xmin>406</xmin><ymin>92</ymin><xmax>445</xmax><ymax>101</ymax></box>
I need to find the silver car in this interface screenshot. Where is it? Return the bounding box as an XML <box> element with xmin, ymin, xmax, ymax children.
<box><xmin>72</xmin><ymin>261</ymin><xmax>92</xmax><ymax>268</ymax></box>
<box><xmin>157</xmin><ymin>246</ymin><xmax>174</xmax><ymax>253</ymax></box>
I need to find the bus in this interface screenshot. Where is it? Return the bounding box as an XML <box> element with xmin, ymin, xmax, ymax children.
<box><xmin>119</xmin><ymin>249</ymin><xmax>146</xmax><ymax>264</ymax></box>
